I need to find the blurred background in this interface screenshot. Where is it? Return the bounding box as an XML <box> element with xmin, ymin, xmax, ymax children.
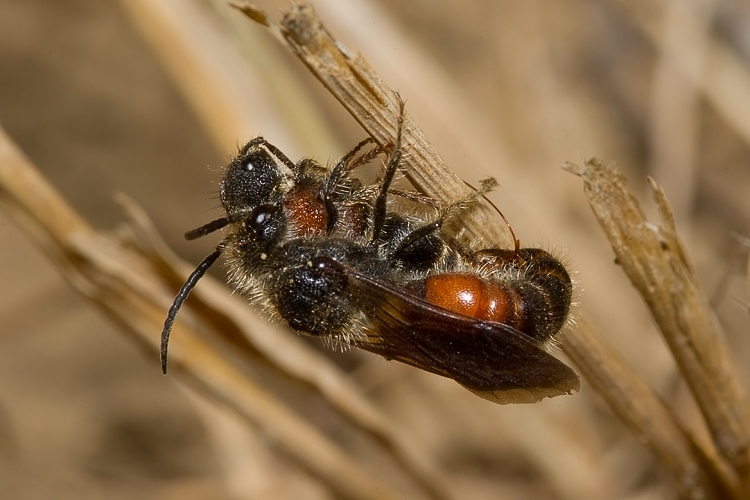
<box><xmin>1</xmin><ymin>0</ymin><xmax>749</xmax><ymax>499</ymax></box>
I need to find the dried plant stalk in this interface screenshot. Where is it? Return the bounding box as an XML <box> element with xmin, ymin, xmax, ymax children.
<box><xmin>0</xmin><ymin>124</ymin><xmax>426</xmax><ymax>500</ymax></box>
<box><xmin>120</xmin><ymin>195</ymin><xmax>453</xmax><ymax>500</ymax></box>
<box><xmin>5</xmin><ymin>2</ymin><xmax>748</xmax><ymax>498</ymax></box>
<box><xmin>565</xmin><ymin>317</ymin><xmax>741</xmax><ymax>499</ymax></box>
<box><xmin>229</xmin><ymin>3</ymin><xmax>750</xmax><ymax>497</ymax></box>
<box><xmin>613</xmin><ymin>0</ymin><xmax>750</xmax><ymax>148</ymax></box>
<box><xmin>231</xmin><ymin>2</ymin><xmax>511</xmax><ymax>247</ymax></box>
<box><xmin>566</xmin><ymin>158</ymin><xmax>750</xmax><ymax>492</ymax></box>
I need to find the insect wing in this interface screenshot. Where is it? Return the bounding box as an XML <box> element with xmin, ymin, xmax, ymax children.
<box><xmin>343</xmin><ymin>266</ymin><xmax>580</xmax><ymax>404</ymax></box>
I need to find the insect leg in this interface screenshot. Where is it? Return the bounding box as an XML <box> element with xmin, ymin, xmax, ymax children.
<box><xmin>371</xmin><ymin>93</ymin><xmax>406</xmax><ymax>244</ymax></box>
<box><xmin>392</xmin><ymin>180</ymin><xmax>497</xmax><ymax>258</ymax></box>
<box><xmin>322</xmin><ymin>137</ymin><xmax>379</xmax><ymax>232</ymax></box>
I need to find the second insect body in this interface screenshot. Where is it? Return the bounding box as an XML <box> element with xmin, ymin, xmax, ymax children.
<box><xmin>161</xmin><ymin>102</ymin><xmax>579</xmax><ymax>404</ymax></box>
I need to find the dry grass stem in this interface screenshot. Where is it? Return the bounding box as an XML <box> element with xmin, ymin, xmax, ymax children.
<box><xmin>0</xmin><ymin>124</ymin><xmax>447</xmax><ymax>500</ymax></box>
<box><xmin>229</xmin><ymin>3</ymin><xmax>750</xmax><ymax>496</ymax></box>
<box><xmin>565</xmin><ymin>317</ymin><xmax>741</xmax><ymax>499</ymax></box>
<box><xmin>117</xmin><ymin>0</ymin><xmax>342</xmax><ymax>157</ymax></box>
<box><xmin>647</xmin><ymin>1</ymin><xmax>715</xmax><ymax>221</ymax></box>
<box><xmin>614</xmin><ymin>0</ymin><xmax>750</xmax><ymax>148</ymax></box>
<box><xmin>232</xmin><ymin>2</ymin><xmax>511</xmax><ymax>247</ymax></box>
<box><xmin>566</xmin><ymin>158</ymin><xmax>750</xmax><ymax>495</ymax></box>
<box><xmin>4</xmin><ymin>2</ymin><xmax>750</xmax><ymax>499</ymax></box>
<box><xmin>119</xmin><ymin>197</ymin><xmax>453</xmax><ymax>500</ymax></box>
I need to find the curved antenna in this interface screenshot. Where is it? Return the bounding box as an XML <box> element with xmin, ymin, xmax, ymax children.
<box><xmin>160</xmin><ymin>246</ymin><xmax>224</xmax><ymax>374</ymax></box>
<box><xmin>239</xmin><ymin>136</ymin><xmax>296</xmax><ymax>172</ymax></box>
<box><xmin>184</xmin><ymin>216</ymin><xmax>231</xmax><ymax>240</ymax></box>
<box><xmin>464</xmin><ymin>179</ymin><xmax>520</xmax><ymax>254</ymax></box>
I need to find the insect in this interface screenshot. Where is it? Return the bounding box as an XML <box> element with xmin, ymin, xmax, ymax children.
<box><xmin>160</xmin><ymin>97</ymin><xmax>579</xmax><ymax>404</ymax></box>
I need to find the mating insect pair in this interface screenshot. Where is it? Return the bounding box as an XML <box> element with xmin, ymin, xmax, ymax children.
<box><xmin>160</xmin><ymin>98</ymin><xmax>579</xmax><ymax>404</ymax></box>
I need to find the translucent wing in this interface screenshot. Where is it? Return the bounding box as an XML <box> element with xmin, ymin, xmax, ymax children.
<box><xmin>333</xmin><ymin>260</ymin><xmax>580</xmax><ymax>404</ymax></box>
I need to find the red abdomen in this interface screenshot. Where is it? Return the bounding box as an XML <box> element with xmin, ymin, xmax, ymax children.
<box><xmin>423</xmin><ymin>273</ymin><xmax>518</xmax><ymax>324</ymax></box>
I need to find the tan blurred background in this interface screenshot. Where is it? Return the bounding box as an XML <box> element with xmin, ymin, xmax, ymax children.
<box><xmin>1</xmin><ymin>1</ymin><xmax>749</xmax><ymax>499</ymax></box>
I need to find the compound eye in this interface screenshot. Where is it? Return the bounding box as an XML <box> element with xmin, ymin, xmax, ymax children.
<box><xmin>246</xmin><ymin>204</ymin><xmax>274</xmax><ymax>228</ymax></box>
<box><xmin>243</xmin><ymin>203</ymin><xmax>284</xmax><ymax>244</ymax></box>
